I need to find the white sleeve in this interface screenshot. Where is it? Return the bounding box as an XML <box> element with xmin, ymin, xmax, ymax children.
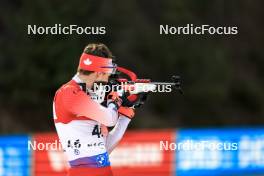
<box><xmin>105</xmin><ymin>116</ymin><xmax>131</xmax><ymax>153</ymax></box>
<box><xmin>105</xmin><ymin>103</ymin><xmax>119</xmax><ymax>126</ymax></box>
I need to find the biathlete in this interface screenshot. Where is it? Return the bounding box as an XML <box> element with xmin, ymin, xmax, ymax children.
<box><xmin>53</xmin><ymin>43</ymin><xmax>139</xmax><ymax>176</ymax></box>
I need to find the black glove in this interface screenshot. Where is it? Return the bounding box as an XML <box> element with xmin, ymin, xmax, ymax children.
<box><xmin>121</xmin><ymin>92</ymin><xmax>148</xmax><ymax>108</ymax></box>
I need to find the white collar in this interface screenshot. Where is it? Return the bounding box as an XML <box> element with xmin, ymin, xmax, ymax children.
<box><xmin>72</xmin><ymin>73</ymin><xmax>84</xmax><ymax>84</ymax></box>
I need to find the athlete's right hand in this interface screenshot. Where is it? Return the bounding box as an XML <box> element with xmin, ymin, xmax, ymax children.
<box><xmin>107</xmin><ymin>91</ymin><xmax>123</xmax><ymax>109</ymax></box>
<box><xmin>118</xmin><ymin>106</ymin><xmax>135</xmax><ymax>119</ymax></box>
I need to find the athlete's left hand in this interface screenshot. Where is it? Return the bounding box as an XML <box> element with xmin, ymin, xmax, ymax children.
<box><xmin>118</xmin><ymin>106</ymin><xmax>135</xmax><ymax>119</ymax></box>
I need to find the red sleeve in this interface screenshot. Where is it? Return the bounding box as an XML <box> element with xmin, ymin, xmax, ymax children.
<box><xmin>62</xmin><ymin>85</ymin><xmax>118</xmax><ymax>126</ymax></box>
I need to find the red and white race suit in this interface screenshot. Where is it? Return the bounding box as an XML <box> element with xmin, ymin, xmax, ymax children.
<box><xmin>53</xmin><ymin>75</ymin><xmax>130</xmax><ymax>176</ymax></box>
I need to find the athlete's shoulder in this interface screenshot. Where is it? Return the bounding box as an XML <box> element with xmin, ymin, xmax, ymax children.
<box><xmin>61</xmin><ymin>80</ymin><xmax>79</xmax><ymax>91</ymax></box>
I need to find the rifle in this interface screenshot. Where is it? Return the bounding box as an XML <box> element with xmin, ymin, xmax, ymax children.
<box><xmin>107</xmin><ymin>66</ymin><xmax>183</xmax><ymax>108</ymax></box>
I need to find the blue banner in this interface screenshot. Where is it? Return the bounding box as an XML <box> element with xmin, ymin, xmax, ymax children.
<box><xmin>175</xmin><ymin>128</ymin><xmax>264</xmax><ymax>176</ymax></box>
<box><xmin>0</xmin><ymin>135</ymin><xmax>31</xmax><ymax>176</ymax></box>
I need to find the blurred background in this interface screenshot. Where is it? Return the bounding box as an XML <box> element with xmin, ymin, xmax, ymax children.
<box><xmin>0</xmin><ymin>0</ymin><xmax>263</xmax><ymax>175</ymax></box>
<box><xmin>0</xmin><ymin>0</ymin><xmax>263</xmax><ymax>133</ymax></box>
